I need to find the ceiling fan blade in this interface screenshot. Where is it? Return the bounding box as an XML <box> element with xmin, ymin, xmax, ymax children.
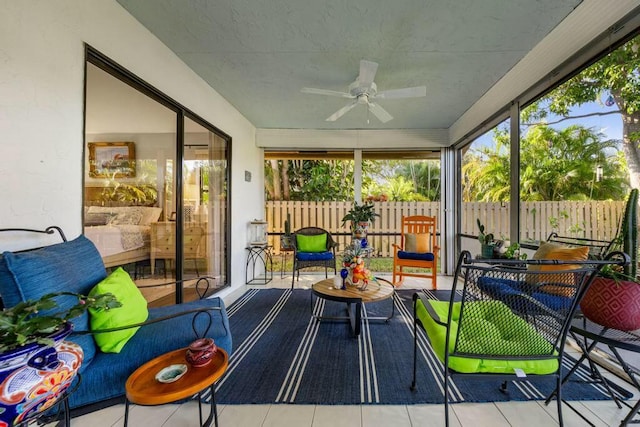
<box><xmin>368</xmin><ymin>102</ymin><xmax>393</xmax><ymax>123</ymax></box>
<box><xmin>376</xmin><ymin>86</ymin><xmax>427</xmax><ymax>99</ymax></box>
<box><xmin>326</xmin><ymin>100</ymin><xmax>358</xmax><ymax>122</ymax></box>
<box><xmin>301</xmin><ymin>87</ymin><xmax>354</xmax><ymax>98</ymax></box>
<box><xmin>358</xmin><ymin>60</ymin><xmax>378</xmax><ymax>86</ymax></box>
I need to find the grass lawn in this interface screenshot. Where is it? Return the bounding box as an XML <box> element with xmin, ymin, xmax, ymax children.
<box><xmin>271</xmin><ymin>256</ymin><xmax>439</xmax><ymax>274</ymax></box>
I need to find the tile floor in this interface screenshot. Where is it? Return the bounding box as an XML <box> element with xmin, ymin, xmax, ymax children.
<box><xmin>64</xmin><ymin>273</ymin><xmax>639</xmax><ymax>426</ymax></box>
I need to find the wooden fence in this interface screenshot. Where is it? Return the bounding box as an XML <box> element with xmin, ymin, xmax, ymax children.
<box><xmin>265</xmin><ymin>200</ymin><xmax>625</xmax><ymax>257</ymax></box>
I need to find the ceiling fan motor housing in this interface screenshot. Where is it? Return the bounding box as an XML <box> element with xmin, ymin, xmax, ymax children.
<box><xmin>349</xmin><ymin>80</ymin><xmax>377</xmax><ymax>102</ymax></box>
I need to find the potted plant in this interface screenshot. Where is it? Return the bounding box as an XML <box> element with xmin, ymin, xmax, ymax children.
<box><xmin>341</xmin><ymin>201</ymin><xmax>380</xmax><ymax>239</ymax></box>
<box><xmin>580</xmin><ymin>188</ymin><xmax>640</xmax><ymax>331</ymax></box>
<box><xmin>477</xmin><ymin>219</ymin><xmax>495</xmax><ymax>258</ymax></box>
<box><xmin>0</xmin><ymin>291</ymin><xmax>119</xmax><ymax>424</ymax></box>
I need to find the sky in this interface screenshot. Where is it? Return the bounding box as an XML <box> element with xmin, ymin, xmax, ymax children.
<box><xmin>473</xmin><ymin>97</ymin><xmax>623</xmax><ymax>148</ymax></box>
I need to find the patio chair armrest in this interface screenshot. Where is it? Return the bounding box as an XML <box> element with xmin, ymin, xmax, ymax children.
<box><xmin>135</xmin><ymin>276</ymin><xmax>214</xmax><ymax>299</ymax></box>
<box><xmin>413</xmin><ymin>292</ymin><xmax>446</xmax><ymax>326</ymax></box>
<box><xmin>73</xmin><ymin>306</ymin><xmax>228</xmax><ymax>339</ymax></box>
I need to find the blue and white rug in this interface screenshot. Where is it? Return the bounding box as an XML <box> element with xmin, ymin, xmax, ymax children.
<box><xmin>205</xmin><ymin>288</ymin><xmax>631</xmax><ymax>405</ymax></box>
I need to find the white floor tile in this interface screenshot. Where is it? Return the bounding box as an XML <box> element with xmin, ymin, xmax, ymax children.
<box><xmin>125</xmin><ymin>403</ymin><xmax>181</xmax><ymax>426</ymax></box>
<box><xmin>493</xmin><ymin>401</ymin><xmax>557</xmax><ymax>426</ymax></box>
<box><xmin>218</xmin><ymin>404</ymin><xmax>271</xmax><ymax>427</ymax></box>
<box><xmin>262</xmin><ymin>404</ymin><xmax>315</xmax><ymax>427</ymax></box>
<box><xmin>312</xmin><ymin>405</ymin><xmax>361</xmax><ymax>427</ymax></box>
<box><xmin>361</xmin><ymin>405</ymin><xmax>411</xmax><ymax>427</ymax></box>
<box><xmin>407</xmin><ymin>404</ymin><xmax>461</xmax><ymax>427</ymax></box>
<box><xmin>451</xmin><ymin>403</ymin><xmax>510</xmax><ymax>427</ymax></box>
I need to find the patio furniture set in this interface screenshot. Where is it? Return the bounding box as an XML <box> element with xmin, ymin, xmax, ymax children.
<box><xmin>0</xmin><ymin>219</ymin><xmax>638</xmax><ymax>426</ymax></box>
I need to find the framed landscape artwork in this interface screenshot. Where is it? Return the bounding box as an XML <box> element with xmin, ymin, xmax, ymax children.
<box><xmin>88</xmin><ymin>142</ymin><xmax>136</xmax><ymax>178</ymax></box>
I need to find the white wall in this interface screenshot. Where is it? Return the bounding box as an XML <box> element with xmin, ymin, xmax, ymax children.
<box><xmin>0</xmin><ymin>0</ymin><xmax>261</xmax><ymax>297</ymax></box>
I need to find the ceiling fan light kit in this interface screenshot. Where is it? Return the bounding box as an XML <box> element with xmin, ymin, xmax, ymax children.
<box><xmin>301</xmin><ymin>59</ymin><xmax>426</xmax><ymax>123</ymax></box>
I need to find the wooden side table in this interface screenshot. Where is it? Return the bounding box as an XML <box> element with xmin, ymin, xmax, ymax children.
<box><xmin>124</xmin><ymin>347</ymin><xmax>228</xmax><ymax>427</ymax></box>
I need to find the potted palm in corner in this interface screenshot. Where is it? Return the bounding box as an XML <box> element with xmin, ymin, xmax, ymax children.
<box><xmin>580</xmin><ymin>188</ymin><xmax>640</xmax><ymax>331</ymax></box>
<box><xmin>0</xmin><ymin>291</ymin><xmax>119</xmax><ymax>425</ymax></box>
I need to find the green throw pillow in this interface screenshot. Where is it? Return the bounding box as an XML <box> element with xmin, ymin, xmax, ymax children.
<box><xmin>88</xmin><ymin>267</ymin><xmax>149</xmax><ymax>353</ymax></box>
<box><xmin>296</xmin><ymin>233</ymin><xmax>327</xmax><ymax>252</ymax></box>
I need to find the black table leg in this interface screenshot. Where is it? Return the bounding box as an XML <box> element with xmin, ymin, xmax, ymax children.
<box><xmin>124</xmin><ymin>399</ymin><xmax>130</xmax><ymax>427</ymax></box>
<box><xmin>346</xmin><ymin>302</ymin><xmax>362</xmax><ymax>336</ymax></box>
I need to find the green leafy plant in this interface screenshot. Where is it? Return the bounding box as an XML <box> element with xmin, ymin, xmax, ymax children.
<box><xmin>0</xmin><ymin>292</ymin><xmax>121</xmax><ymax>352</ymax></box>
<box><xmin>341</xmin><ymin>201</ymin><xmax>380</xmax><ymax>226</ymax></box>
<box><xmin>503</xmin><ymin>242</ymin><xmax>527</xmax><ymax>260</ymax></box>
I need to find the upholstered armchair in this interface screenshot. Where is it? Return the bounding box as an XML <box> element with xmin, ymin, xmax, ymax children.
<box><xmin>291</xmin><ymin>227</ymin><xmax>337</xmax><ymax>289</ymax></box>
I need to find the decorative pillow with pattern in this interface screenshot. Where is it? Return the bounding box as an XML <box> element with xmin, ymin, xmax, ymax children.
<box><xmin>109</xmin><ymin>209</ymin><xmax>143</xmax><ymax>225</ymax></box>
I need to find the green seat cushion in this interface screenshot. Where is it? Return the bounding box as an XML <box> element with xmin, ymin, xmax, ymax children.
<box><xmin>88</xmin><ymin>267</ymin><xmax>149</xmax><ymax>353</ymax></box>
<box><xmin>296</xmin><ymin>233</ymin><xmax>327</xmax><ymax>252</ymax></box>
<box><xmin>416</xmin><ymin>299</ymin><xmax>558</xmax><ymax>375</ymax></box>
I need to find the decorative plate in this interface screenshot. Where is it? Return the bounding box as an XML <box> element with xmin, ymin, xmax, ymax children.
<box><xmin>155</xmin><ymin>364</ymin><xmax>188</xmax><ymax>383</ymax></box>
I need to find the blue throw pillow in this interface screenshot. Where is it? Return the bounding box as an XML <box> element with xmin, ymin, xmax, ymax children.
<box><xmin>0</xmin><ymin>235</ymin><xmax>107</xmax><ymax>368</ymax></box>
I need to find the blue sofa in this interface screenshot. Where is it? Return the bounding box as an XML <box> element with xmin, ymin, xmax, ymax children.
<box><xmin>0</xmin><ymin>233</ymin><xmax>232</xmax><ymax>413</ymax></box>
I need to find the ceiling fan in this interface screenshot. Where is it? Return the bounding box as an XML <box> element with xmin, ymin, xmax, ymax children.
<box><xmin>301</xmin><ymin>60</ymin><xmax>426</xmax><ymax>123</ymax></box>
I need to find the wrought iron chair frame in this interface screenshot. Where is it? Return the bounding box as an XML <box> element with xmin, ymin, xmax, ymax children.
<box><xmin>410</xmin><ymin>250</ymin><xmax>625</xmax><ymax>427</ymax></box>
<box><xmin>291</xmin><ymin>227</ymin><xmax>338</xmax><ymax>289</ymax></box>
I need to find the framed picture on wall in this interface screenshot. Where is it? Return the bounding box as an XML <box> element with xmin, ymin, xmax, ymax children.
<box><xmin>88</xmin><ymin>141</ymin><xmax>136</xmax><ymax>178</ymax></box>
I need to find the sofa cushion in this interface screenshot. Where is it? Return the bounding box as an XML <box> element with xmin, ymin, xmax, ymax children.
<box><xmin>0</xmin><ymin>236</ymin><xmax>106</xmax><ymax>368</ymax></box>
<box><xmin>296</xmin><ymin>234</ymin><xmax>327</xmax><ymax>252</ymax></box>
<box><xmin>416</xmin><ymin>298</ymin><xmax>557</xmax><ymax>375</ymax></box>
<box><xmin>89</xmin><ymin>267</ymin><xmax>149</xmax><ymax>353</ymax></box>
<box><xmin>67</xmin><ymin>297</ymin><xmax>232</xmax><ymax>410</ymax></box>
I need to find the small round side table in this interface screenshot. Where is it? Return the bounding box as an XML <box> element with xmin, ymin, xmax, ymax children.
<box><xmin>124</xmin><ymin>347</ymin><xmax>228</xmax><ymax>427</ymax></box>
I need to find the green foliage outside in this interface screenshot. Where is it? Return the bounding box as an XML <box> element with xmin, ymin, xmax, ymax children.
<box><xmin>463</xmin><ymin>124</ymin><xmax>628</xmax><ymax>202</ymax></box>
<box><xmin>523</xmin><ymin>35</ymin><xmax>640</xmax><ymax>191</ymax></box>
<box><xmin>265</xmin><ymin>158</ymin><xmax>441</xmax><ymax>202</ymax></box>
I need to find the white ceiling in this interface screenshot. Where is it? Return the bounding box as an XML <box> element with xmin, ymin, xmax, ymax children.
<box><xmin>115</xmin><ymin>0</ymin><xmax>616</xmax><ymax>135</ymax></box>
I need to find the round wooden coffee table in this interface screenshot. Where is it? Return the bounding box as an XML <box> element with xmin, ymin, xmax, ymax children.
<box><xmin>311</xmin><ymin>277</ymin><xmax>395</xmax><ymax>336</ymax></box>
<box><xmin>124</xmin><ymin>347</ymin><xmax>228</xmax><ymax>427</ymax></box>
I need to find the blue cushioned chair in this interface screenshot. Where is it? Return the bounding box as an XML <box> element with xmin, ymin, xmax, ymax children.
<box><xmin>291</xmin><ymin>227</ymin><xmax>337</xmax><ymax>289</ymax></box>
<box><xmin>392</xmin><ymin>215</ymin><xmax>439</xmax><ymax>289</ymax></box>
<box><xmin>0</xmin><ymin>227</ymin><xmax>232</xmax><ymax>416</ymax></box>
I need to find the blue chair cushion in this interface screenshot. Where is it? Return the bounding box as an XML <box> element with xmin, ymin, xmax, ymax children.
<box><xmin>477</xmin><ymin>276</ymin><xmax>572</xmax><ymax>313</ymax></box>
<box><xmin>397</xmin><ymin>251</ymin><xmax>434</xmax><ymax>261</ymax></box>
<box><xmin>0</xmin><ymin>235</ymin><xmax>106</xmax><ymax>368</ymax></box>
<box><xmin>297</xmin><ymin>251</ymin><xmax>334</xmax><ymax>261</ymax></box>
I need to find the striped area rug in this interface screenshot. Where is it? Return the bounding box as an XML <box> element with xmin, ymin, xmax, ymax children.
<box><xmin>205</xmin><ymin>288</ymin><xmax>631</xmax><ymax>405</ymax></box>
